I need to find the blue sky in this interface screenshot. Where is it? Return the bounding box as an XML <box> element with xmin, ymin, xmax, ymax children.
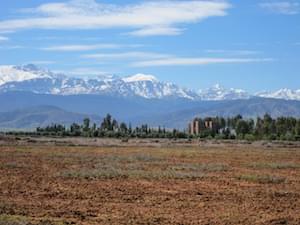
<box><xmin>0</xmin><ymin>0</ymin><xmax>299</xmax><ymax>93</ymax></box>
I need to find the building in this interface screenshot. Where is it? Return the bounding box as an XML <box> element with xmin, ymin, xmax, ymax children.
<box><xmin>189</xmin><ymin>119</ymin><xmax>200</xmax><ymax>135</ymax></box>
<box><xmin>189</xmin><ymin>118</ymin><xmax>215</xmax><ymax>135</ymax></box>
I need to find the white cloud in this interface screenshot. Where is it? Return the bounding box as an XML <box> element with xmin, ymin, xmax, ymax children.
<box><xmin>132</xmin><ymin>57</ymin><xmax>273</xmax><ymax>67</ymax></box>
<box><xmin>54</xmin><ymin>67</ymin><xmax>109</xmax><ymax>77</ymax></box>
<box><xmin>128</xmin><ymin>27</ymin><xmax>184</xmax><ymax>37</ymax></box>
<box><xmin>82</xmin><ymin>50</ymin><xmax>272</xmax><ymax>67</ymax></box>
<box><xmin>0</xmin><ymin>36</ymin><xmax>9</xmax><ymax>41</ymax></box>
<box><xmin>82</xmin><ymin>51</ymin><xmax>172</xmax><ymax>60</ymax></box>
<box><xmin>205</xmin><ymin>49</ymin><xmax>262</xmax><ymax>55</ymax></box>
<box><xmin>0</xmin><ymin>0</ymin><xmax>231</xmax><ymax>36</ymax></box>
<box><xmin>0</xmin><ymin>45</ymin><xmax>24</xmax><ymax>50</ymax></box>
<box><xmin>259</xmin><ymin>1</ymin><xmax>300</xmax><ymax>15</ymax></box>
<box><xmin>41</xmin><ymin>44</ymin><xmax>122</xmax><ymax>52</ymax></box>
<box><xmin>0</xmin><ymin>30</ymin><xmax>14</xmax><ymax>34</ymax></box>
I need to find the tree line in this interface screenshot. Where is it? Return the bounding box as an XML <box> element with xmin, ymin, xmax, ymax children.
<box><xmin>191</xmin><ymin>114</ymin><xmax>300</xmax><ymax>141</ymax></box>
<box><xmin>34</xmin><ymin>114</ymin><xmax>187</xmax><ymax>139</ymax></box>
<box><xmin>4</xmin><ymin>114</ymin><xmax>300</xmax><ymax>141</ymax></box>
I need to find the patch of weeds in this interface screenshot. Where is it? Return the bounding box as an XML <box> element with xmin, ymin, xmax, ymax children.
<box><xmin>0</xmin><ymin>162</ymin><xmax>28</xmax><ymax>169</ymax></box>
<box><xmin>60</xmin><ymin>167</ymin><xmax>128</xmax><ymax>179</ymax></box>
<box><xmin>59</xmin><ymin>155</ymin><xmax>224</xmax><ymax>180</ymax></box>
<box><xmin>174</xmin><ymin>151</ymin><xmax>199</xmax><ymax>159</ymax></box>
<box><xmin>237</xmin><ymin>174</ymin><xmax>286</xmax><ymax>184</ymax></box>
<box><xmin>170</xmin><ymin>163</ymin><xmax>229</xmax><ymax>172</ymax></box>
<box><xmin>0</xmin><ymin>214</ymin><xmax>76</xmax><ymax>225</ymax></box>
<box><xmin>142</xmin><ymin>170</ymin><xmax>206</xmax><ymax>180</ymax></box>
<box><xmin>60</xmin><ymin>167</ymin><xmax>206</xmax><ymax>180</ymax></box>
<box><xmin>0</xmin><ymin>202</ymin><xmax>16</xmax><ymax>215</ymax></box>
<box><xmin>250</xmin><ymin>162</ymin><xmax>300</xmax><ymax>170</ymax></box>
<box><xmin>0</xmin><ymin>214</ymin><xmax>30</xmax><ymax>225</ymax></box>
<box><xmin>100</xmin><ymin>154</ymin><xmax>164</xmax><ymax>164</ymax></box>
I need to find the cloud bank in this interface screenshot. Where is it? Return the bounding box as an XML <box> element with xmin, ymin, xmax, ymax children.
<box><xmin>259</xmin><ymin>1</ymin><xmax>300</xmax><ymax>15</ymax></box>
<box><xmin>132</xmin><ymin>57</ymin><xmax>273</xmax><ymax>67</ymax></box>
<box><xmin>0</xmin><ymin>0</ymin><xmax>231</xmax><ymax>36</ymax></box>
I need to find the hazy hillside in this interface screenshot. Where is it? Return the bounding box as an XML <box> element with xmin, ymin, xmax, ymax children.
<box><xmin>0</xmin><ymin>105</ymin><xmax>101</xmax><ymax>130</ymax></box>
<box><xmin>141</xmin><ymin>98</ymin><xmax>300</xmax><ymax>129</ymax></box>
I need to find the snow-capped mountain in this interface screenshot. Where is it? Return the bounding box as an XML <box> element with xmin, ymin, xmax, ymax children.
<box><xmin>0</xmin><ymin>64</ymin><xmax>197</xmax><ymax>99</ymax></box>
<box><xmin>122</xmin><ymin>74</ymin><xmax>197</xmax><ymax>99</ymax></box>
<box><xmin>0</xmin><ymin>64</ymin><xmax>57</xmax><ymax>85</ymax></box>
<box><xmin>0</xmin><ymin>64</ymin><xmax>299</xmax><ymax>101</ymax></box>
<box><xmin>198</xmin><ymin>84</ymin><xmax>250</xmax><ymax>101</ymax></box>
<box><xmin>256</xmin><ymin>89</ymin><xmax>300</xmax><ymax>101</ymax></box>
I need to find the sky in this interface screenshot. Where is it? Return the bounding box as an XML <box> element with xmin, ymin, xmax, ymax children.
<box><xmin>0</xmin><ymin>0</ymin><xmax>299</xmax><ymax>93</ymax></box>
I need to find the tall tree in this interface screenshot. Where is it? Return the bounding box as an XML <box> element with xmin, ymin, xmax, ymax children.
<box><xmin>83</xmin><ymin>118</ymin><xmax>90</xmax><ymax>132</ymax></box>
<box><xmin>295</xmin><ymin>119</ymin><xmax>300</xmax><ymax>136</ymax></box>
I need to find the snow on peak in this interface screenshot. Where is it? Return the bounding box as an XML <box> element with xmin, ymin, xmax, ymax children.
<box><xmin>198</xmin><ymin>84</ymin><xmax>250</xmax><ymax>101</ymax></box>
<box><xmin>0</xmin><ymin>64</ymin><xmax>53</xmax><ymax>85</ymax></box>
<box><xmin>1</xmin><ymin>64</ymin><xmax>299</xmax><ymax>101</ymax></box>
<box><xmin>94</xmin><ymin>74</ymin><xmax>119</xmax><ymax>82</ymax></box>
<box><xmin>123</xmin><ymin>74</ymin><xmax>158</xmax><ymax>83</ymax></box>
<box><xmin>212</xmin><ymin>84</ymin><xmax>223</xmax><ymax>90</ymax></box>
<box><xmin>256</xmin><ymin>88</ymin><xmax>300</xmax><ymax>100</ymax></box>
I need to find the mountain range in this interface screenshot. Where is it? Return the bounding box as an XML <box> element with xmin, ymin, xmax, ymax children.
<box><xmin>0</xmin><ymin>64</ymin><xmax>299</xmax><ymax>130</ymax></box>
<box><xmin>0</xmin><ymin>64</ymin><xmax>299</xmax><ymax>101</ymax></box>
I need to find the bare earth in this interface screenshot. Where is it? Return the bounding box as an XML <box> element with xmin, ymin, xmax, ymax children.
<box><xmin>0</xmin><ymin>137</ymin><xmax>300</xmax><ymax>225</ymax></box>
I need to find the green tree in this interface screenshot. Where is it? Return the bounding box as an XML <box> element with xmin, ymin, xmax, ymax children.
<box><xmin>255</xmin><ymin>117</ymin><xmax>263</xmax><ymax>137</ymax></box>
<box><xmin>70</xmin><ymin>123</ymin><xmax>81</xmax><ymax>136</ymax></box>
<box><xmin>120</xmin><ymin>122</ymin><xmax>128</xmax><ymax>134</ymax></box>
<box><xmin>236</xmin><ymin>120</ymin><xmax>250</xmax><ymax>137</ymax></box>
<box><xmin>276</xmin><ymin>117</ymin><xmax>287</xmax><ymax>136</ymax></box>
<box><xmin>295</xmin><ymin>119</ymin><xmax>300</xmax><ymax>136</ymax></box>
<box><xmin>101</xmin><ymin>114</ymin><xmax>112</xmax><ymax>131</ymax></box>
<box><xmin>83</xmin><ymin>118</ymin><xmax>90</xmax><ymax>132</ymax></box>
<box><xmin>112</xmin><ymin>119</ymin><xmax>119</xmax><ymax>131</ymax></box>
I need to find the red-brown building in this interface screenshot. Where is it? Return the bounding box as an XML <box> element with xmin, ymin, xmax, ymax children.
<box><xmin>189</xmin><ymin>118</ymin><xmax>215</xmax><ymax>135</ymax></box>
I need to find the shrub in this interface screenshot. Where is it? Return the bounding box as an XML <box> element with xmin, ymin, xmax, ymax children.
<box><xmin>244</xmin><ymin>134</ymin><xmax>256</xmax><ymax>142</ymax></box>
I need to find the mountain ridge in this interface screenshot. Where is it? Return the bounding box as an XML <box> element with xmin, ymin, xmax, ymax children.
<box><xmin>1</xmin><ymin>64</ymin><xmax>299</xmax><ymax>101</ymax></box>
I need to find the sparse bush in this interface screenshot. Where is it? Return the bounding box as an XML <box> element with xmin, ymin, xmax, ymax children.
<box><xmin>285</xmin><ymin>133</ymin><xmax>295</xmax><ymax>141</ymax></box>
<box><xmin>244</xmin><ymin>134</ymin><xmax>256</xmax><ymax>142</ymax></box>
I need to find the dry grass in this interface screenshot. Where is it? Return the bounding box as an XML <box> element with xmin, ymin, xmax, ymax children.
<box><xmin>249</xmin><ymin>162</ymin><xmax>300</xmax><ymax>170</ymax></box>
<box><xmin>236</xmin><ymin>174</ymin><xmax>286</xmax><ymax>184</ymax></box>
<box><xmin>0</xmin><ymin>162</ymin><xmax>29</xmax><ymax>169</ymax></box>
<box><xmin>59</xmin><ymin>153</ymin><xmax>218</xmax><ymax>180</ymax></box>
<box><xmin>0</xmin><ymin>214</ymin><xmax>71</xmax><ymax>225</ymax></box>
<box><xmin>1</xmin><ymin>143</ymin><xmax>300</xmax><ymax>225</ymax></box>
<box><xmin>0</xmin><ymin>214</ymin><xmax>30</xmax><ymax>225</ymax></box>
<box><xmin>60</xmin><ymin>168</ymin><xmax>206</xmax><ymax>180</ymax></box>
